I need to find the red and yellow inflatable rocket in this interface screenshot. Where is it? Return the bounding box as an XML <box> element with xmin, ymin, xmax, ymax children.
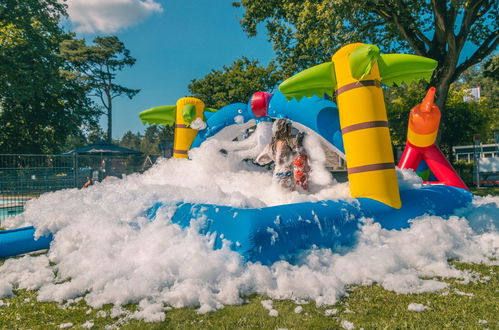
<box><xmin>398</xmin><ymin>88</ymin><xmax>468</xmax><ymax>190</ymax></box>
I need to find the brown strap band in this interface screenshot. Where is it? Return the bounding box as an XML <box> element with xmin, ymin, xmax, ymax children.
<box><xmin>173</xmin><ymin>149</ymin><xmax>188</xmax><ymax>155</ymax></box>
<box><xmin>336</xmin><ymin>79</ymin><xmax>381</xmax><ymax>96</ymax></box>
<box><xmin>341</xmin><ymin>121</ymin><xmax>389</xmax><ymax>134</ymax></box>
<box><xmin>175</xmin><ymin>124</ymin><xmax>188</xmax><ymax>128</ymax></box>
<box><xmin>348</xmin><ymin>162</ymin><xmax>395</xmax><ymax>174</ymax></box>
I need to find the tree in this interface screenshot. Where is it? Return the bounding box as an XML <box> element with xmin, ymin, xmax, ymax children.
<box><xmin>63</xmin><ymin>125</ymin><xmax>105</xmax><ymax>151</ymax></box>
<box><xmin>234</xmin><ymin>0</ymin><xmax>497</xmax><ymax>111</ymax></box>
<box><xmin>119</xmin><ymin>131</ymin><xmax>143</xmax><ymax>152</ymax></box>
<box><xmin>60</xmin><ymin>36</ymin><xmax>140</xmax><ymax>142</ymax></box>
<box><xmin>188</xmin><ymin>57</ymin><xmax>281</xmax><ymax>108</ymax></box>
<box><xmin>0</xmin><ymin>0</ymin><xmax>100</xmax><ymax>154</ymax></box>
<box><xmin>451</xmin><ymin>54</ymin><xmax>499</xmax><ymax>141</ymax></box>
<box><xmin>119</xmin><ymin>125</ymin><xmax>173</xmax><ymax>154</ymax></box>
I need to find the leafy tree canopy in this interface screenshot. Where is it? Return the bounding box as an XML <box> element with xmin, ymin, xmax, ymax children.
<box><xmin>60</xmin><ymin>36</ymin><xmax>140</xmax><ymax>142</ymax></box>
<box><xmin>188</xmin><ymin>57</ymin><xmax>281</xmax><ymax>108</ymax></box>
<box><xmin>0</xmin><ymin>0</ymin><xmax>100</xmax><ymax>154</ymax></box>
<box><xmin>234</xmin><ymin>0</ymin><xmax>498</xmax><ymax>110</ymax></box>
<box><xmin>119</xmin><ymin>125</ymin><xmax>173</xmax><ymax>155</ymax></box>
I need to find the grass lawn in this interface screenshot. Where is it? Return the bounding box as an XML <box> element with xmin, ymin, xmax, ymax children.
<box><xmin>471</xmin><ymin>186</ymin><xmax>499</xmax><ymax>196</ymax></box>
<box><xmin>0</xmin><ymin>261</ymin><xmax>497</xmax><ymax>329</ymax></box>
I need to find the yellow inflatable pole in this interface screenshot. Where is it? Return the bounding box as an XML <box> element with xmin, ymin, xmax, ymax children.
<box><xmin>332</xmin><ymin>44</ymin><xmax>401</xmax><ymax>208</ymax></box>
<box><xmin>139</xmin><ymin>97</ymin><xmax>208</xmax><ymax>159</ymax></box>
<box><xmin>279</xmin><ymin>43</ymin><xmax>437</xmax><ymax>209</ymax></box>
<box><xmin>173</xmin><ymin>97</ymin><xmax>205</xmax><ymax>158</ymax></box>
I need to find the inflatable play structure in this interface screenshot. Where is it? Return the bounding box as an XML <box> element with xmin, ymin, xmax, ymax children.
<box><xmin>0</xmin><ymin>43</ymin><xmax>472</xmax><ymax>264</ymax></box>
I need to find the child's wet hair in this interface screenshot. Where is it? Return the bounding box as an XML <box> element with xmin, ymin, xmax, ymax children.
<box><xmin>296</xmin><ymin>132</ymin><xmax>305</xmax><ymax>148</ymax></box>
<box><xmin>273</xmin><ymin>119</ymin><xmax>292</xmax><ymax>140</ymax></box>
<box><xmin>270</xmin><ymin>119</ymin><xmax>293</xmax><ymax>154</ymax></box>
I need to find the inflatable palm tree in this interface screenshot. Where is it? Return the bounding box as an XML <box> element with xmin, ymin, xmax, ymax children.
<box><xmin>139</xmin><ymin>97</ymin><xmax>217</xmax><ymax>158</ymax></box>
<box><xmin>279</xmin><ymin>43</ymin><xmax>437</xmax><ymax>209</ymax></box>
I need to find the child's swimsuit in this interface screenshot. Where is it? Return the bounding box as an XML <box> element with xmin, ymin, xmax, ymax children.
<box><xmin>293</xmin><ymin>153</ymin><xmax>310</xmax><ymax>191</ymax></box>
<box><xmin>256</xmin><ymin>139</ymin><xmax>295</xmax><ymax>189</ymax></box>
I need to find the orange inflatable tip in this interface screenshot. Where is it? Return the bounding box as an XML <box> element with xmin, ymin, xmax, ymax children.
<box><xmin>421</xmin><ymin>87</ymin><xmax>436</xmax><ymax>113</ymax></box>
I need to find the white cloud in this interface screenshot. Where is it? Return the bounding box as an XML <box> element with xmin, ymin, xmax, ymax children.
<box><xmin>65</xmin><ymin>0</ymin><xmax>163</xmax><ymax>33</ymax></box>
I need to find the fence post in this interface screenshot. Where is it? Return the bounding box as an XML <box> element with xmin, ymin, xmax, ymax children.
<box><xmin>74</xmin><ymin>153</ymin><xmax>78</xmax><ymax>188</ymax></box>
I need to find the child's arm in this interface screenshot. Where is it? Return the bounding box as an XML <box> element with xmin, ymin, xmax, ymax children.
<box><xmin>255</xmin><ymin>144</ymin><xmax>274</xmax><ymax>165</ymax></box>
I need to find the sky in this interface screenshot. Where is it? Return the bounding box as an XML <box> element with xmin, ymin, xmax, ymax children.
<box><xmin>63</xmin><ymin>0</ymin><xmax>274</xmax><ymax>139</ymax></box>
<box><xmin>62</xmin><ymin>0</ymin><xmax>486</xmax><ymax>140</ymax></box>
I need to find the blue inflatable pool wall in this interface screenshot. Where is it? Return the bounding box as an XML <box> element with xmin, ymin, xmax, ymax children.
<box><xmin>146</xmin><ymin>185</ymin><xmax>472</xmax><ymax>265</ymax></box>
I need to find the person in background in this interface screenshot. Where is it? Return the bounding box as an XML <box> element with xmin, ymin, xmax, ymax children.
<box><xmin>256</xmin><ymin>119</ymin><xmax>295</xmax><ymax>190</ymax></box>
<box><xmin>82</xmin><ymin>177</ymin><xmax>92</xmax><ymax>188</ymax></box>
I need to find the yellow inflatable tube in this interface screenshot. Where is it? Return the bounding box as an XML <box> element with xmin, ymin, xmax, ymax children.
<box><xmin>332</xmin><ymin>44</ymin><xmax>401</xmax><ymax>209</ymax></box>
<box><xmin>173</xmin><ymin>97</ymin><xmax>205</xmax><ymax>158</ymax></box>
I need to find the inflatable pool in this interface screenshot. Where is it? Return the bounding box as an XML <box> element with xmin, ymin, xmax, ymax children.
<box><xmin>0</xmin><ymin>43</ymin><xmax>473</xmax><ymax>264</ymax></box>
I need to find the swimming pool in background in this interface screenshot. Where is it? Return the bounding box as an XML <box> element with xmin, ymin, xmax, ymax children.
<box><xmin>0</xmin><ymin>198</ymin><xmax>27</xmax><ymax>224</ymax></box>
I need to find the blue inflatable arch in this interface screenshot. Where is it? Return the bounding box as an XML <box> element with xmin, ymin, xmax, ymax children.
<box><xmin>191</xmin><ymin>91</ymin><xmax>345</xmax><ymax>161</ymax></box>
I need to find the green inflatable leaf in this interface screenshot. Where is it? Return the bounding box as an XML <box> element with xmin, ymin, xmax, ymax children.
<box><xmin>349</xmin><ymin>44</ymin><xmax>380</xmax><ymax>79</ymax></box>
<box><xmin>139</xmin><ymin>105</ymin><xmax>177</xmax><ymax>126</ymax></box>
<box><xmin>182</xmin><ymin>104</ymin><xmax>197</xmax><ymax>125</ymax></box>
<box><xmin>378</xmin><ymin>54</ymin><xmax>437</xmax><ymax>86</ymax></box>
<box><xmin>279</xmin><ymin>62</ymin><xmax>336</xmax><ymax>100</ymax></box>
<box><xmin>204</xmin><ymin>108</ymin><xmax>218</xmax><ymax>112</ymax></box>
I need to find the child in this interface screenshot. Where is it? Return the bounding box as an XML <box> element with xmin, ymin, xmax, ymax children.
<box><xmin>293</xmin><ymin>132</ymin><xmax>311</xmax><ymax>191</ymax></box>
<box><xmin>256</xmin><ymin>119</ymin><xmax>295</xmax><ymax>190</ymax></box>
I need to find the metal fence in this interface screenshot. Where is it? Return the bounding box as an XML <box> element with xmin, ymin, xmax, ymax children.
<box><xmin>0</xmin><ymin>154</ymin><xmax>159</xmax><ymax>224</ymax></box>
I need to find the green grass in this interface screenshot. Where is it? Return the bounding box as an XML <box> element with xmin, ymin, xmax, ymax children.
<box><xmin>0</xmin><ymin>262</ymin><xmax>497</xmax><ymax>329</ymax></box>
<box><xmin>471</xmin><ymin>187</ymin><xmax>499</xmax><ymax>197</ymax></box>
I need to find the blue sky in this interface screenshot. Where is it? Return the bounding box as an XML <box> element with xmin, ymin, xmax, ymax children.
<box><xmin>65</xmin><ymin>0</ymin><xmax>485</xmax><ymax>139</ymax></box>
<box><xmin>67</xmin><ymin>0</ymin><xmax>274</xmax><ymax>139</ymax></box>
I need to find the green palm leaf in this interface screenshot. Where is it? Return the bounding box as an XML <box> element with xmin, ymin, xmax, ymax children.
<box><xmin>139</xmin><ymin>105</ymin><xmax>177</xmax><ymax>126</ymax></box>
<box><xmin>378</xmin><ymin>54</ymin><xmax>437</xmax><ymax>86</ymax></box>
<box><xmin>182</xmin><ymin>104</ymin><xmax>197</xmax><ymax>125</ymax></box>
<box><xmin>279</xmin><ymin>62</ymin><xmax>336</xmax><ymax>100</ymax></box>
<box><xmin>349</xmin><ymin>44</ymin><xmax>380</xmax><ymax>79</ymax></box>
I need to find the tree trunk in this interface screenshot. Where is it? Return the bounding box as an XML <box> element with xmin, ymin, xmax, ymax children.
<box><xmin>107</xmin><ymin>94</ymin><xmax>112</xmax><ymax>143</ymax></box>
<box><xmin>430</xmin><ymin>57</ymin><xmax>457</xmax><ymax>113</ymax></box>
<box><xmin>429</xmin><ymin>56</ymin><xmax>458</xmax><ymax>149</ymax></box>
<box><xmin>434</xmin><ymin>79</ymin><xmax>451</xmax><ymax>113</ymax></box>
<box><xmin>430</xmin><ymin>65</ymin><xmax>455</xmax><ymax>112</ymax></box>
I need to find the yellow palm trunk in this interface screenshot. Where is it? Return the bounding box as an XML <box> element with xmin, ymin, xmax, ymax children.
<box><xmin>332</xmin><ymin>44</ymin><xmax>401</xmax><ymax>208</ymax></box>
<box><xmin>173</xmin><ymin>97</ymin><xmax>205</xmax><ymax>158</ymax></box>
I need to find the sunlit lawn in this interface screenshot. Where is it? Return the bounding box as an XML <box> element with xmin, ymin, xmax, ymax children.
<box><xmin>0</xmin><ymin>261</ymin><xmax>497</xmax><ymax>329</ymax></box>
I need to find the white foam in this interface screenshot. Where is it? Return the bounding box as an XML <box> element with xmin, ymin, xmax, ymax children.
<box><xmin>261</xmin><ymin>299</ymin><xmax>278</xmax><ymax>317</ymax></box>
<box><xmin>341</xmin><ymin>320</ymin><xmax>355</xmax><ymax>329</ymax></box>
<box><xmin>190</xmin><ymin>118</ymin><xmax>206</xmax><ymax>131</ymax></box>
<box><xmin>81</xmin><ymin>321</ymin><xmax>94</xmax><ymax>329</ymax></box>
<box><xmin>407</xmin><ymin>303</ymin><xmax>427</xmax><ymax>312</ymax></box>
<box><xmin>324</xmin><ymin>308</ymin><xmax>337</xmax><ymax>316</ymax></box>
<box><xmin>396</xmin><ymin>168</ymin><xmax>425</xmax><ymax>190</ymax></box>
<box><xmin>0</xmin><ymin>283</ymin><xmax>13</xmax><ymax>298</ymax></box>
<box><xmin>0</xmin><ymin>137</ymin><xmax>497</xmax><ymax>322</ymax></box>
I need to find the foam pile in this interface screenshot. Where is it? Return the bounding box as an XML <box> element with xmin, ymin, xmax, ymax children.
<box><xmin>0</xmin><ymin>137</ymin><xmax>498</xmax><ymax>322</ymax></box>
